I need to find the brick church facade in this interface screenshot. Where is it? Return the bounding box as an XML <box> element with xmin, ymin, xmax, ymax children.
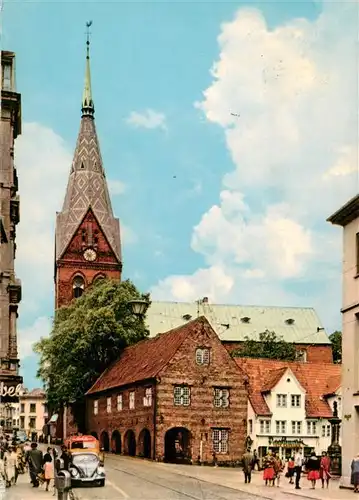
<box><xmin>54</xmin><ymin>38</ymin><xmax>122</xmax><ymax>310</ymax></box>
<box><xmin>52</xmin><ymin>37</ymin><xmax>122</xmax><ymax>439</ymax></box>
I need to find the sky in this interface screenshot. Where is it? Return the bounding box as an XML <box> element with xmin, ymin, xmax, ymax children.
<box><xmin>1</xmin><ymin>0</ymin><xmax>357</xmax><ymax>388</ymax></box>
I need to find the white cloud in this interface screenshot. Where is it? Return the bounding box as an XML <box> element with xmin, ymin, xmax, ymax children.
<box><xmin>108</xmin><ymin>179</ymin><xmax>126</xmax><ymax>196</ymax></box>
<box><xmin>152</xmin><ymin>2</ymin><xmax>358</xmax><ymax>332</ymax></box>
<box><xmin>18</xmin><ymin>316</ymin><xmax>52</xmax><ymax>360</ymax></box>
<box><xmin>15</xmin><ymin>123</ymin><xmax>71</xmax><ymax>317</ymax></box>
<box><xmin>126</xmin><ymin>109</ymin><xmax>167</xmax><ymax>130</ymax></box>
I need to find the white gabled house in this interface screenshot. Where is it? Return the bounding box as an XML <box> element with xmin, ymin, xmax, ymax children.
<box><xmin>236</xmin><ymin>358</ymin><xmax>341</xmax><ymax>464</ymax></box>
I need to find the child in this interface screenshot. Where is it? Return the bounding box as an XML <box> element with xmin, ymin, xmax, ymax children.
<box><xmin>43</xmin><ymin>447</ymin><xmax>54</xmax><ymax>492</ymax></box>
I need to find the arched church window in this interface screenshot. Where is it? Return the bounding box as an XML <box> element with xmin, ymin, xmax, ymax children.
<box><xmin>93</xmin><ymin>274</ymin><xmax>106</xmax><ymax>285</ymax></box>
<box><xmin>73</xmin><ymin>275</ymin><xmax>85</xmax><ymax>298</ymax></box>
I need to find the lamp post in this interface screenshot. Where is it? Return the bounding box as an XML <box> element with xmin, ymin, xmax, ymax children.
<box><xmin>128</xmin><ymin>299</ymin><xmax>149</xmax><ymax>317</ymax></box>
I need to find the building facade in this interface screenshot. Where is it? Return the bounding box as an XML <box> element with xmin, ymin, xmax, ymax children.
<box><xmin>237</xmin><ymin>358</ymin><xmax>341</xmax><ymax>464</ymax></box>
<box><xmin>0</xmin><ymin>51</ymin><xmax>23</xmax><ymax>397</ymax></box>
<box><xmin>328</xmin><ymin>194</ymin><xmax>359</xmax><ymax>486</ymax></box>
<box><xmin>86</xmin><ymin>317</ymin><xmax>248</xmax><ymax>464</ymax></box>
<box><xmin>145</xmin><ymin>300</ymin><xmax>333</xmax><ymax>363</ymax></box>
<box><xmin>54</xmin><ymin>37</ymin><xmax>122</xmax><ymax>310</ymax></box>
<box><xmin>18</xmin><ymin>388</ymin><xmax>48</xmax><ymax>438</ymax></box>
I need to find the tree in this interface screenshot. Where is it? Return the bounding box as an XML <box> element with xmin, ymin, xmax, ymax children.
<box><xmin>329</xmin><ymin>330</ymin><xmax>342</xmax><ymax>363</ymax></box>
<box><xmin>34</xmin><ymin>279</ymin><xmax>150</xmax><ymax>428</ymax></box>
<box><xmin>231</xmin><ymin>330</ymin><xmax>297</xmax><ymax>361</ymax></box>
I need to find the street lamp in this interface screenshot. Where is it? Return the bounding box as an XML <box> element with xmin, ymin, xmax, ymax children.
<box><xmin>128</xmin><ymin>299</ymin><xmax>149</xmax><ymax>317</ymax></box>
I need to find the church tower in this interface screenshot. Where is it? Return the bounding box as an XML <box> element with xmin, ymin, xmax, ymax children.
<box><xmin>55</xmin><ymin>30</ymin><xmax>122</xmax><ymax>309</ymax></box>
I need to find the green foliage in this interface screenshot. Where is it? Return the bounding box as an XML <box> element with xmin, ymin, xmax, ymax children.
<box><xmin>329</xmin><ymin>330</ymin><xmax>342</xmax><ymax>363</ymax></box>
<box><xmin>231</xmin><ymin>330</ymin><xmax>297</xmax><ymax>361</ymax></box>
<box><xmin>34</xmin><ymin>279</ymin><xmax>150</xmax><ymax>411</ymax></box>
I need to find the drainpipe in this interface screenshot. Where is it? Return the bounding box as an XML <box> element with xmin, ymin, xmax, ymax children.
<box><xmin>153</xmin><ymin>379</ymin><xmax>157</xmax><ymax>460</ymax></box>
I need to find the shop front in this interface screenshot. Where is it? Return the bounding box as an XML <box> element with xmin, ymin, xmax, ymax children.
<box><xmin>257</xmin><ymin>437</ymin><xmax>314</xmax><ymax>465</ymax></box>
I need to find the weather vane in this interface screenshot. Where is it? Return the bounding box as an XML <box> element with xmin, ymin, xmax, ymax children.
<box><xmin>86</xmin><ymin>20</ymin><xmax>93</xmax><ymax>46</ymax></box>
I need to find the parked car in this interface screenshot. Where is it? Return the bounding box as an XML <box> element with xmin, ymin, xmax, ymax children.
<box><xmin>69</xmin><ymin>452</ymin><xmax>105</xmax><ymax>487</ymax></box>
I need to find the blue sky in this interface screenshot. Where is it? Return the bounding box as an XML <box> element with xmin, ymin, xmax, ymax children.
<box><xmin>2</xmin><ymin>0</ymin><xmax>357</xmax><ymax>388</ymax></box>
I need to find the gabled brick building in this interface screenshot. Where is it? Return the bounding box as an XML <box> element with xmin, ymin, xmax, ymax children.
<box><xmin>86</xmin><ymin>316</ymin><xmax>248</xmax><ymax>464</ymax></box>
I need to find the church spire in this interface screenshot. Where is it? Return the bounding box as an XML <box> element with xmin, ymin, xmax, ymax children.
<box><xmin>82</xmin><ymin>21</ymin><xmax>94</xmax><ymax>117</ymax></box>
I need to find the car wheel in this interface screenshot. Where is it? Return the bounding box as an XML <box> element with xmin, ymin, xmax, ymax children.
<box><xmin>99</xmin><ymin>479</ymin><xmax>105</xmax><ymax>487</ymax></box>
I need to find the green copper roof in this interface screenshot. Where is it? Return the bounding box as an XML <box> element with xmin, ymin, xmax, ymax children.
<box><xmin>146</xmin><ymin>301</ymin><xmax>331</xmax><ymax>345</ymax></box>
<box><xmin>82</xmin><ymin>41</ymin><xmax>94</xmax><ymax>117</ymax></box>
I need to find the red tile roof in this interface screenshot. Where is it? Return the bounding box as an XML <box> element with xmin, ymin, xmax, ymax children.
<box><xmin>235</xmin><ymin>358</ymin><xmax>341</xmax><ymax>418</ymax></box>
<box><xmin>87</xmin><ymin>316</ymin><xmax>208</xmax><ymax>395</ymax></box>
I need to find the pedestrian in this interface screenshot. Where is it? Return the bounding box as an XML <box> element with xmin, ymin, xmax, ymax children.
<box><xmin>286</xmin><ymin>456</ymin><xmax>295</xmax><ymax>484</ymax></box>
<box><xmin>306</xmin><ymin>451</ymin><xmax>320</xmax><ymax>489</ymax></box>
<box><xmin>263</xmin><ymin>451</ymin><xmax>275</xmax><ymax>486</ymax></box>
<box><xmin>59</xmin><ymin>445</ymin><xmax>72</xmax><ymax>471</ymax></box>
<box><xmin>5</xmin><ymin>446</ymin><xmax>17</xmax><ymax>486</ymax></box>
<box><xmin>351</xmin><ymin>453</ymin><xmax>359</xmax><ymax>493</ymax></box>
<box><xmin>320</xmin><ymin>451</ymin><xmax>331</xmax><ymax>489</ymax></box>
<box><xmin>253</xmin><ymin>450</ymin><xmax>259</xmax><ymax>471</ymax></box>
<box><xmin>294</xmin><ymin>449</ymin><xmax>303</xmax><ymax>490</ymax></box>
<box><xmin>43</xmin><ymin>448</ymin><xmax>54</xmax><ymax>492</ymax></box>
<box><xmin>26</xmin><ymin>442</ymin><xmax>43</xmax><ymax>488</ymax></box>
<box><xmin>242</xmin><ymin>449</ymin><xmax>253</xmax><ymax>484</ymax></box>
<box><xmin>273</xmin><ymin>453</ymin><xmax>283</xmax><ymax>487</ymax></box>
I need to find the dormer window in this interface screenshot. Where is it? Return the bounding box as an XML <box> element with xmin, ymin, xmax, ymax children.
<box><xmin>285</xmin><ymin>318</ymin><xmax>295</xmax><ymax>325</ymax></box>
<box><xmin>241</xmin><ymin>316</ymin><xmax>250</xmax><ymax>323</ymax></box>
<box><xmin>196</xmin><ymin>348</ymin><xmax>210</xmax><ymax>365</ymax></box>
<box><xmin>183</xmin><ymin>314</ymin><xmax>192</xmax><ymax>321</ymax></box>
<box><xmin>296</xmin><ymin>350</ymin><xmax>307</xmax><ymax>362</ymax></box>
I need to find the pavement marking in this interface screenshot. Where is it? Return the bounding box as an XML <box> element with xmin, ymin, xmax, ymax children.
<box><xmin>107</xmin><ymin>479</ymin><xmax>129</xmax><ymax>498</ymax></box>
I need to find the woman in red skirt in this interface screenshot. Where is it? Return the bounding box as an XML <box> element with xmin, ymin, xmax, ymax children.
<box><xmin>306</xmin><ymin>452</ymin><xmax>321</xmax><ymax>489</ymax></box>
<box><xmin>263</xmin><ymin>452</ymin><xmax>275</xmax><ymax>486</ymax></box>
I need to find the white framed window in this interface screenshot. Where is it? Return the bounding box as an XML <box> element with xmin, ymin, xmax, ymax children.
<box><xmin>93</xmin><ymin>400</ymin><xmax>98</xmax><ymax>416</ymax></box>
<box><xmin>2</xmin><ymin>64</ymin><xmax>11</xmax><ymax>91</ymax></box>
<box><xmin>275</xmin><ymin>420</ymin><xmax>286</xmax><ymax>434</ymax></box>
<box><xmin>291</xmin><ymin>395</ymin><xmax>301</xmax><ymax>407</ymax></box>
<box><xmin>260</xmin><ymin>420</ymin><xmax>271</xmax><ymax>434</ymax></box>
<box><xmin>212</xmin><ymin>428</ymin><xmax>229</xmax><ymax>454</ymax></box>
<box><xmin>129</xmin><ymin>391</ymin><xmax>135</xmax><ymax>410</ymax></box>
<box><xmin>276</xmin><ymin>394</ymin><xmax>287</xmax><ymax>407</ymax></box>
<box><xmin>321</xmin><ymin>425</ymin><xmax>326</xmax><ymax>437</ymax></box>
<box><xmin>291</xmin><ymin>421</ymin><xmax>302</xmax><ymax>434</ymax></box>
<box><xmin>174</xmin><ymin>386</ymin><xmax>190</xmax><ymax>406</ymax></box>
<box><xmin>213</xmin><ymin>388</ymin><xmax>230</xmax><ymax>408</ymax></box>
<box><xmin>295</xmin><ymin>350</ymin><xmax>307</xmax><ymax>362</ymax></box>
<box><xmin>106</xmin><ymin>397</ymin><xmax>111</xmax><ymax>413</ymax></box>
<box><xmin>326</xmin><ymin>425</ymin><xmax>331</xmax><ymax>437</ymax></box>
<box><xmin>196</xmin><ymin>348</ymin><xmax>210</xmax><ymax>365</ymax></box>
<box><xmin>307</xmin><ymin>421</ymin><xmax>317</xmax><ymax>435</ymax></box>
<box><xmin>143</xmin><ymin>387</ymin><xmax>152</xmax><ymax>407</ymax></box>
<box><xmin>248</xmin><ymin>419</ymin><xmax>253</xmax><ymax>434</ymax></box>
<box><xmin>117</xmin><ymin>394</ymin><xmax>123</xmax><ymax>411</ymax></box>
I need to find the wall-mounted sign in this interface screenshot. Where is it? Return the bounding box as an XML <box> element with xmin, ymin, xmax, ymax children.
<box><xmin>0</xmin><ymin>383</ymin><xmax>23</xmax><ymax>398</ymax></box>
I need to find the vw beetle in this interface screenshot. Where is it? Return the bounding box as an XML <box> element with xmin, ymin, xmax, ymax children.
<box><xmin>68</xmin><ymin>451</ymin><xmax>105</xmax><ymax>487</ymax></box>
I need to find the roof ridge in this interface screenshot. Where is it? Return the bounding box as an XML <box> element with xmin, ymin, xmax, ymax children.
<box><xmin>150</xmin><ymin>300</ymin><xmax>316</xmax><ymax>310</ymax></box>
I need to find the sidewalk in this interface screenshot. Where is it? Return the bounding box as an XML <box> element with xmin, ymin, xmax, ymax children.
<box><xmin>154</xmin><ymin>463</ymin><xmax>354</xmax><ymax>500</ymax></box>
<box><xmin>4</xmin><ymin>472</ymin><xmax>61</xmax><ymax>500</ymax></box>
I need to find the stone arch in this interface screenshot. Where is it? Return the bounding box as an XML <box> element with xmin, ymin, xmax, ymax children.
<box><xmin>111</xmin><ymin>430</ymin><xmax>121</xmax><ymax>454</ymax></box>
<box><xmin>164</xmin><ymin>427</ymin><xmax>192</xmax><ymax>464</ymax></box>
<box><xmin>92</xmin><ymin>273</ymin><xmax>106</xmax><ymax>285</ymax></box>
<box><xmin>124</xmin><ymin>429</ymin><xmax>136</xmax><ymax>457</ymax></box>
<box><xmin>138</xmin><ymin>428</ymin><xmax>151</xmax><ymax>459</ymax></box>
<box><xmin>72</xmin><ymin>273</ymin><xmax>86</xmax><ymax>299</ymax></box>
<box><xmin>100</xmin><ymin>431</ymin><xmax>110</xmax><ymax>452</ymax></box>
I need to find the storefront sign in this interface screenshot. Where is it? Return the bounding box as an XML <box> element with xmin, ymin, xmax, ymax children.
<box><xmin>268</xmin><ymin>437</ymin><xmax>308</xmax><ymax>448</ymax></box>
<box><xmin>0</xmin><ymin>383</ymin><xmax>22</xmax><ymax>398</ymax></box>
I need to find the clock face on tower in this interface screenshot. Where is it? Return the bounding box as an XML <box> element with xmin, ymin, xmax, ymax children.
<box><xmin>83</xmin><ymin>248</ymin><xmax>97</xmax><ymax>262</ymax></box>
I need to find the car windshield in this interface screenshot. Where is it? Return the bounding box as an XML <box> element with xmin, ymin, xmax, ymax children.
<box><xmin>72</xmin><ymin>454</ymin><xmax>98</xmax><ymax>465</ymax></box>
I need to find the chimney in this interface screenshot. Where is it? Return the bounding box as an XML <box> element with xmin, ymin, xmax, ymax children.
<box><xmin>202</xmin><ymin>297</ymin><xmax>208</xmax><ymax>304</ymax></box>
